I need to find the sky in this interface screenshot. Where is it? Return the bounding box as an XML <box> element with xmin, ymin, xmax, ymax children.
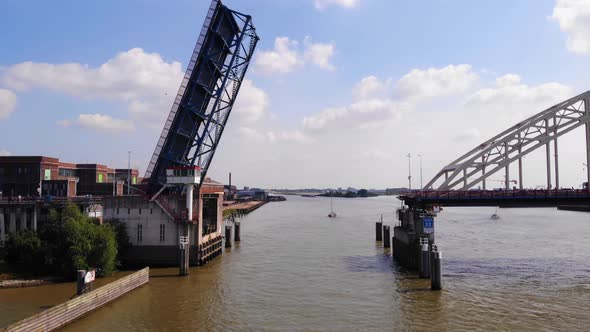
<box><xmin>1</xmin><ymin>0</ymin><xmax>590</xmax><ymax>189</ymax></box>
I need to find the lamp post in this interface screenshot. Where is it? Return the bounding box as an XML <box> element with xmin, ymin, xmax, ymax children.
<box><xmin>417</xmin><ymin>154</ymin><xmax>423</xmax><ymax>190</ymax></box>
<box><xmin>127</xmin><ymin>151</ymin><xmax>132</xmax><ymax>195</ymax></box>
<box><xmin>407</xmin><ymin>153</ymin><xmax>412</xmax><ymax>191</ymax></box>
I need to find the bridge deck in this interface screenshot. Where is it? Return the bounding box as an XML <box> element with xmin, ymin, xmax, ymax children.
<box><xmin>399</xmin><ymin>189</ymin><xmax>590</xmax><ymax>207</ymax></box>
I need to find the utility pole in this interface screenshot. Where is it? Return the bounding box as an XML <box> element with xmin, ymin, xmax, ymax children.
<box><xmin>128</xmin><ymin>151</ymin><xmax>132</xmax><ymax>195</ymax></box>
<box><xmin>407</xmin><ymin>153</ymin><xmax>412</xmax><ymax>191</ymax></box>
<box><xmin>418</xmin><ymin>154</ymin><xmax>423</xmax><ymax>190</ymax></box>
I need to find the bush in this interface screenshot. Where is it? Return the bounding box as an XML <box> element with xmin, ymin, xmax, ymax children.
<box><xmin>6</xmin><ymin>202</ymin><xmax>120</xmax><ymax>279</ymax></box>
<box><xmin>4</xmin><ymin>230</ymin><xmax>44</xmax><ymax>271</ymax></box>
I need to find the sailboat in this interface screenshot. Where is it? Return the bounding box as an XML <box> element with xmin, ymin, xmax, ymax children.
<box><xmin>328</xmin><ymin>193</ymin><xmax>337</xmax><ymax>218</ymax></box>
<box><xmin>490</xmin><ymin>207</ymin><xmax>500</xmax><ymax>220</ymax></box>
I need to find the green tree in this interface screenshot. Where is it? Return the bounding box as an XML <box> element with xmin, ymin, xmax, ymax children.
<box><xmin>4</xmin><ymin>230</ymin><xmax>44</xmax><ymax>272</ymax></box>
<box><xmin>106</xmin><ymin>219</ymin><xmax>131</xmax><ymax>267</ymax></box>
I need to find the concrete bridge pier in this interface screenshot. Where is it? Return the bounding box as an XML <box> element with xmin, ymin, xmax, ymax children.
<box><xmin>32</xmin><ymin>206</ymin><xmax>38</xmax><ymax>232</ymax></box>
<box><xmin>20</xmin><ymin>208</ymin><xmax>27</xmax><ymax>231</ymax></box>
<box><xmin>9</xmin><ymin>209</ymin><xmax>16</xmax><ymax>234</ymax></box>
<box><xmin>393</xmin><ymin>206</ymin><xmax>438</xmax><ymax>284</ymax></box>
<box><xmin>0</xmin><ymin>209</ymin><xmax>5</xmax><ymax>245</ymax></box>
<box><xmin>376</xmin><ymin>221</ymin><xmax>383</xmax><ymax>241</ymax></box>
<box><xmin>383</xmin><ymin>225</ymin><xmax>391</xmax><ymax>248</ymax></box>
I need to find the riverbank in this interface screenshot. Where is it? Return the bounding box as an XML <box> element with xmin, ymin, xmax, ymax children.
<box><xmin>0</xmin><ymin>277</ymin><xmax>60</xmax><ymax>289</ymax></box>
<box><xmin>0</xmin><ymin>261</ymin><xmax>61</xmax><ymax>289</ymax></box>
<box><xmin>557</xmin><ymin>205</ymin><xmax>590</xmax><ymax>212</ymax></box>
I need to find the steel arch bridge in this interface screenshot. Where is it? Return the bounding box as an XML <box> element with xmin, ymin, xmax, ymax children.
<box><xmin>423</xmin><ymin>90</ymin><xmax>590</xmax><ymax>192</ymax></box>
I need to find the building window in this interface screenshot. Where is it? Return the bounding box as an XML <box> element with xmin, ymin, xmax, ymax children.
<box><xmin>137</xmin><ymin>224</ymin><xmax>143</xmax><ymax>243</ymax></box>
<box><xmin>159</xmin><ymin>224</ymin><xmax>165</xmax><ymax>242</ymax></box>
<box><xmin>98</xmin><ymin>174</ymin><xmax>103</xmax><ymax>183</ymax></box>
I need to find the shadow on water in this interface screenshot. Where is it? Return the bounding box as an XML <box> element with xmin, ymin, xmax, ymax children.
<box><xmin>396</xmin><ymin>287</ymin><xmax>432</xmax><ymax>293</ymax></box>
<box><xmin>343</xmin><ymin>255</ymin><xmax>396</xmax><ymax>273</ymax></box>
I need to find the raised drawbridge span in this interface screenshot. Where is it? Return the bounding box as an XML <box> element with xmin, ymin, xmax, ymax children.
<box><xmin>143</xmin><ymin>0</ymin><xmax>258</xmax><ymax>195</ymax></box>
<box><xmin>424</xmin><ymin>90</ymin><xmax>590</xmax><ymax>192</ymax></box>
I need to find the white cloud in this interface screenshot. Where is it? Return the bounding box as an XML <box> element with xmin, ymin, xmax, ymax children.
<box><xmin>453</xmin><ymin>128</ymin><xmax>481</xmax><ymax>142</ymax></box>
<box><xmin>233</xmin><ymin>80</ymin><xmax>270</xmax><ymax>123</ymax></box>
<box><xmin>58</xmin><ymin>113</ymin><xmax>135</xmax><ymax>132</ymax></box>
<box><xmin>352</xmin><ymin>76</ymin><xmax>392</xmax><ymax>101</ymax></box>
<box><xmin>314</xmin><ymin>0</ymin><xmax>360</xmax><ymax>10</ymax></box>
<box><xmin>303</xmin><ymin>37</ymin><xmax>336</xmax><ymax>71</ymax></box>
<box><xmin>0</xmin><ymin>48</ymin><xmax>183</xmax><ymax>130</ymax></box>
<box><xmin>303</xmin><ymin>64</ymin><xmax>478</xmax><ymax>131</ymax></box>
<box><xmin>551</xmin><ymin>0</ymin><xmax>590</xmax><ymax>55</ymax></box>
<box><xmin>0</xmin><ymin>89</ymin><xmax>17</xmax><ymax>120</ymax></box>
<box><xmin>395</xmin><ymin>64</ymin><xmax>478</xmax><ymax>101</ymax></box>
<box><xmin>2</xmin><ymin>48</ymin><xmax>183</xmax><ymax>100</ymax></box>
<box><xmin>238</xmin><ymin>126</ymin><xmax>265</xmax><ymax>140</ymax></box>
<box><xmin>466</xmin><ymin>75</ymin><xmax>572</xmax><ymax>110</ymax></box>
<box><xmin>0</xmin><ymin>149</ymin><xmax>11</xmax><ymax>156</ymax></box>
<box><xmin>267</xmin><ymin>130</ymin><xmax>313</xmax><ymax>143</ymax></box>
<box><xmin>254</xmin><ymin>36</ymin><xmax>337</xmax><ymax>75</ymax></box>
<box><xmin>254</xmin><ymin>37</ymin><xmax>303</xmax><ymax>75</ymax></box>
<box><xmin>303</xmin><ymin>107</ymin><xmax>348</xmax><ymax>130</ymax></box>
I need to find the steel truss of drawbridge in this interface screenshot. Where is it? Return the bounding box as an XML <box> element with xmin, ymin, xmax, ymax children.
<box><xmin>424</xmin><ymin>90</ymin><xmax>590</xmax><ymax>191</ymax></box>
<box><xmin>144</xmin><ymin>0</ymin><xmax>258</xmax><ymax>193</ymax></box>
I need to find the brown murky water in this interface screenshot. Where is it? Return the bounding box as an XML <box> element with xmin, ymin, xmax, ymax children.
<box><xmin>1</xmin><ymin>196</ymin><xmax>589</xmax><ymax>331</ymax></box>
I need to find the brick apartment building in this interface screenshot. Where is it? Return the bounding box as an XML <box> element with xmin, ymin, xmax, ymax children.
<box><xmin>0</xmin><ymin>156</ymin><xmax>139</xmax><ymax>198</ymax></box>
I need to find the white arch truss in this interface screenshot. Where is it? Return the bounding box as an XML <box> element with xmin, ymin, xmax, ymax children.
<box><xmin>424</xmin><ymin>90</ymin><xmax>590</xmax><ymax>191</ymax></box>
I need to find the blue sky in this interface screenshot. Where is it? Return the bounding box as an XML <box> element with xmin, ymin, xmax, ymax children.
<box><xmin>1</xmin><ymin>0</ymin><xmax>590</xmax><ymax>189</ymax></box>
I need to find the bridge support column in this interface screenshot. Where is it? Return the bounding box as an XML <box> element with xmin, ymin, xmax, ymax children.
<box><xmin>0</xmin><ymin>209</ymin><xmax>4</xmax><ymax>246</ymax></box>
<box><xmin>481</xmin><ymin>156</ymin><xmax>486</xmax><ymax>190</ymax></box>
<box><xmin>430</xmin><ymin>246</ymin><xmax>442</xmax><ymax>291</ymax></box>
<box><xmin>545</xmin><ymin>119</ymin><xmax>552</xmax><ymax>190</ymax></box>
<box><xmin>32</xmin><ymin>206</ymin><xmax>38</xmax><ymax>232</ymax></box>
<box><xmin>179</xmin><ymin>223</ymin><xmax>190</xmax><ymax>276</ymax></box>
<box><xmin>9</xmin><ymin>209</ymin><xmax>16</xmax><ymax>234</ymax></box>
<box><xmin>554</xmin><ymin>117</ymin><xmax>560</xmax><ymax>190</ymax></box>
<box><xmin>234</xmin><ymin>222</ymin><xmax>241</xmax><ymax>242</ymax></box>
<box><xmin>20</xmin><ymin>208</ymin><xmax>27</xmax><ymax>231</ymax></box>
<box><xmin>383</xmin><ymin>225</ymin><xmax>390</xmax><ymax>248</ymax></box>
<box><xmin>225</xmin><ymin>225</ymin><xmax>232</xmax><ymax>248</ymax></box>
<box><xmin>419</xmin><ymin>238</ymin><xmax>430</xmax><ymax>278</ymax></box>
<box><xmin>585</xmin><ymin>98</ymin><xmax>590</xmax><ymax>192</ymax></box>
<box><xmin>518</xmin><ymin>133</ymin><xmax>523</xmax><ymax>189</ymax></box>
<box><xmin>505</xmin><ymin>142</ymin><xmax>510</xmax><ymax>190</ymax></box>
<box><xmin>463</xmin><ymin>169</ymin><xmax>467</xmax><ymax>189</ymax></box>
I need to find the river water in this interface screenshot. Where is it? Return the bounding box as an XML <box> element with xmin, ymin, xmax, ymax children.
<box><xmin>1</xmin><ymin>195</ymin><xmax>589</xmax><ymax>331</ymax></box>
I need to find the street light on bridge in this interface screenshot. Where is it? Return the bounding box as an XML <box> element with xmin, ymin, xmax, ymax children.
<box><xmin>407</xmin><ymin>153</ymin><xmax>412</xmax><ymax>191</ymax></box>
<box><xmin>417</xmin><ymin>154</ymin><xmax>423</xmax><ymax>190</ymax></box>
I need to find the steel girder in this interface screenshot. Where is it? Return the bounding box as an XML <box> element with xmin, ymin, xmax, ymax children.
<box><xmin>424</xmin><ymin>90</ymin><xmax>590</xmax><ymax>191</ymax></box>
<box><xmin>144</xmin><ymin>0</ymin><xmax>258</xmax><ymax>193</ymax></box>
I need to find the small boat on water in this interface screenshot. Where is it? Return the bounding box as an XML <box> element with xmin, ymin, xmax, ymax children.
<box><xmin>490</xmin><ymin>207</ymin><xmax>500</xmax><ymax>220</ymax></box>
<box><xmin>301</xmin><ymin>194</ymin><xmax>315</xmax><ymax>198</ymax></box>
<box><xmin>328</xmin><ymin>195</ymin><xmax>337</xmax><ymax>218</ymax></box>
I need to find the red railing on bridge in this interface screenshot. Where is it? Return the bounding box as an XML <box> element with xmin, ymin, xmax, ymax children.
<box><xmin>400</xmin><ymin>189</ymin><xmax>590</xmax><ymax>201</ymax></box>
